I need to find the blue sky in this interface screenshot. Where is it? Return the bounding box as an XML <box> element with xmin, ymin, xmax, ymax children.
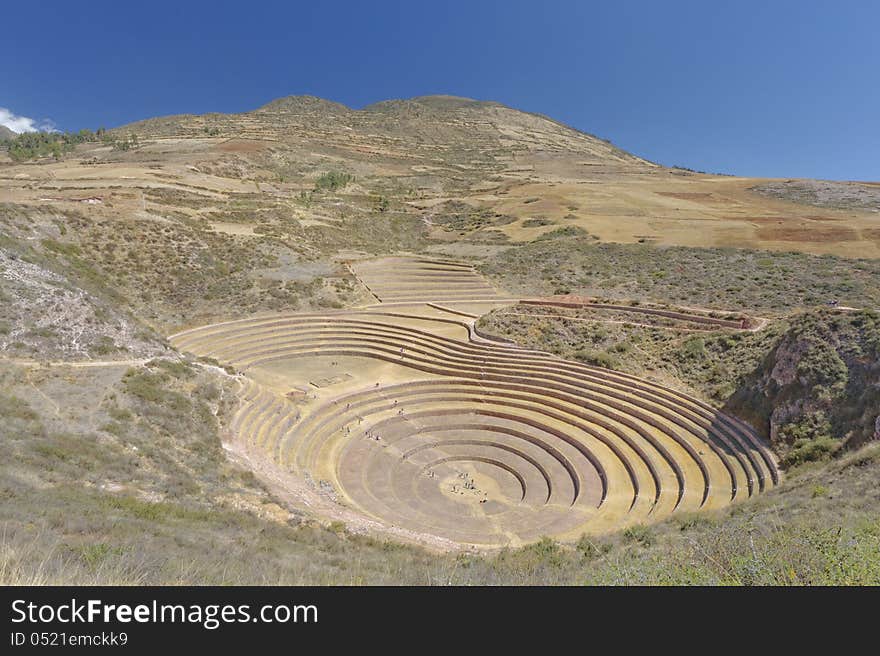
<box><xmin>2</xmin><ymin>1</ymin><xmax>878</xmax><ymax>180</ymax></box>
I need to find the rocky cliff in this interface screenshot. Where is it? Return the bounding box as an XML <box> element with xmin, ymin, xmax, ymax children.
<box><xmin>728</xmin><ymin>309</ymin><xmax>880</xmax><ymax>466</ymax></box>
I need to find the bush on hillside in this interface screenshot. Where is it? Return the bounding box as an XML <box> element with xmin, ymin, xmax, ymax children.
<box><xmin>314</xmin><ymin>171</ymin><xmax>354</xmax><ymax>192</ymax></box>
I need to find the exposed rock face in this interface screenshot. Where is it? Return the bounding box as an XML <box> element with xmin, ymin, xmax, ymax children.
<box><xmin>765</xmin><ymin>340</ymin><xmax>810</xmax><ymax>444</ymax></box>
<box><xmin>769</xmin><ymin>400</ymin><xmax>807</xmax><ymax>443</ymax></box>
<box><xmin>728</xmin><ymin>309</ymin><xmax>880</xmax><ymax>454</ymax></box>
<box><xmin>0</xmin><ymin>245</ymin><xmax>166</xmax><ymax>360</ymax></box>
<box><xmin>769</xmin><ymin>339</ymin><xmax>806</xmax><ymax>387</ymax></box>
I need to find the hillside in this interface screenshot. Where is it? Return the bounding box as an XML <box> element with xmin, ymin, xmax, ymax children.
<box><xmin>0</xmin><ymin>125</ymin><xmax>15</xmax><ymax>141</ymax></box>
<box><xmin>1</xmin><ymin>94</ymin><xmax>879</xmax><ymax>580</ymax></box>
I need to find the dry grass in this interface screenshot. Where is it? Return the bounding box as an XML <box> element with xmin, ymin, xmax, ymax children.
<box><xmin>479</xmin><ymin>237</ymin><xmax>880</xmax><ymax>313</ymax></box>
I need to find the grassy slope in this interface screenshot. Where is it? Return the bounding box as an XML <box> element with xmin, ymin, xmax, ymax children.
<box><xmin>479</xmin><ymin>237</ymin><xmax>880</xmax><ymax>312</ymax></box>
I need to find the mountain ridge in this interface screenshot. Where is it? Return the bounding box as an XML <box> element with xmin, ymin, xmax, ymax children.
<box><xmin>112</xmin><ymin>93</ymin><xmax>652</xmax><ymax>167</ymax></box>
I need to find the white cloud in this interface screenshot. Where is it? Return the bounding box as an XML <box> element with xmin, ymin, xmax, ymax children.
<box><xmin>0</xmin><ymin>107</ymin><xmax>56</xmax><ymax>133</ymax></box>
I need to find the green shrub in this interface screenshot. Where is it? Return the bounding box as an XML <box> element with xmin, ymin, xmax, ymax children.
<box><xmin>782</xmin><ymin>436</ymin><xmax>839</xmax><ymax>467</ymax></box>
<box><xmin>681</xmin><ymin>337</ymin><xmax>707</xmax><ymax>360</ymax></box>
<box><xmin>576</xmin><ymin>534</ymin><xmax>612</xmax><ymax>559</ymax></box>
<box><xmin>5</xmin><ymin>129</ymin><xmax>99</xmax><ymax>161</ymax></box>
<box><xmin>779</xmin><ymin>412</ymin><xmax>833</xmax><ymax>444</ymax></box>
<box><xmin>148</xmin><ymin>359</ymin><xmax>194</xmax><ymax>379</ymax></box>
<box><xmin>534</xmin><ymin>226</ymin><xmax>590</xmax><ymax>241</ymax></box>
<box><xmin>374</xmin><ymin>195</ymin><xmax>390</xmax><ymax>213</ymax></box>
<box><xmin>623</xmin><ymin>524</ymin><xmax>654</xmax><ymax>547</ymax></box>
<box><xmin>110</xmin><ymin>134</ymin><xmax>140</xmax><ymax>151</ymax></box>
<box><xmin>75</xmin><ymin>543</ymin><xmax>125</xmax><ymax>568</ymax></box>
<box><xmin>122</xmin><ymin>371</ymin><xmax>166</xmax><ymax>403</ymax></box>
<box><xmin>314</xmin><ymin>171</ymin><xmax>354</xmax><ymax>192</ymax></box>
<box><xmin>572</xmin><ymin>349</ymin><xmax>619</xmax><ymax>369</ymax></box>
<box><xmin>91</xmin><ymin>336</ymin><xmax>118</xmax><ymax>356</ymax></box>
<box><xmin>811</xmin><ymin>485</ymin><xmax>830</xmax><ymax>498</ymax></box>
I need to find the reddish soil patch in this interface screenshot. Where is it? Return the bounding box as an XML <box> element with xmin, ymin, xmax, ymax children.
<box><xmin>757</xmin><ymin>225</ymin><xmax>859</xmax><ymax>242</ymax></box>
<box><xmin>741</xmin><ymin>215</ymin><xmax>840</xmax><ymax>224</ymax></box>
<box><xmin>655</xmin><ymin>192</ymin><xmax>714</xmax><ymax>200</ymax></box>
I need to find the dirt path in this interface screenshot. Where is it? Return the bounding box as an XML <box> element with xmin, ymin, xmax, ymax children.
<box><xmin>2</xmin><ymin>358</ymin><xmax>150</xmax><ymax>369</ymax></box>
